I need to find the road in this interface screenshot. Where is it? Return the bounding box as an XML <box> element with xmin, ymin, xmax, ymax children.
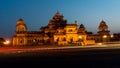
<box><xmin>0</xmin><ymin>43</ymin><xmax>120</xmax><ymax>67</ymax></box>
<box><xmin>1</xmin><ymin>43</ymin><xmax>120</xmax><ymax>53</ymax></box>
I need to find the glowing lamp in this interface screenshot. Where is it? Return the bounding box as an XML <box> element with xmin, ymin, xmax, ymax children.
<box><xmin>110</xmin><ymin>34</ymin><xmax>114</xmax><ymax>38</ymax></box>
<box><xmin>79</xmin><ymin>36</ymin><xmax>82</xmax><ymax>39</ymax></box>
<box><xmin>103</xmin><ymin>35</ymin><xmax>107</xmax><ymax>39</ymax></box>
<box><xmin>3</xmin><ymin>40</ymin><xmax>10</xmax><ymax>45</ymax></box>
<box><xmin>97</xmin><ymin>43</ymin><xmax>103</xmax><ymax>45</ymax></box>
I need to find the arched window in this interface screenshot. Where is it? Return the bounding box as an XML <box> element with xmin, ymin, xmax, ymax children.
<box><xmin>19</xmin><ymin>38</ymin><xmax>24</xmax><ymax>44</ymax></box>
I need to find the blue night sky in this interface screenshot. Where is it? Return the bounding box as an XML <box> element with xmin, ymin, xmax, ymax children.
<box><xmin>0</xmin><ymin>0</ymin><xmax>120</xmax><ymax>40</ymax></box>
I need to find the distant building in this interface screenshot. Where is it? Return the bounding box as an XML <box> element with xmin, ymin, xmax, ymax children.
<box><xmin>12</xmin><ymin>12</ymin><xmax>110</xmax><ymax>46</ymax></box>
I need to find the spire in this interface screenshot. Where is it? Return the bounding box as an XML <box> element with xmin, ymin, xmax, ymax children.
<box><xmin>56</xmin><ymin>11</ymin><xmax>60</xmax><ymax>14</ymax></box>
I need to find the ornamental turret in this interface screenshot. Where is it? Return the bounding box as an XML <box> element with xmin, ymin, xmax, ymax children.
<box><xmin>98</xmin><ymin>20</ymin><xmax>110</xmax><ymax>42</ymax></box>
<box><xmin>98</xmin><ymin>20</ymin><xmax>108</xmax><ymax>31</ymax></box>
<box><xmin>16</xmin><ymin>18</ymin><xmax>27</xmax><ymax>32</ymax></box>
<box><xmin>78</xmin><ymin>24</ymin><xmax>86</xmax><ymax>34</ymax></box>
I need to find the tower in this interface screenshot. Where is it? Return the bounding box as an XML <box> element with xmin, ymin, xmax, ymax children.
<box><xmin>98</xmin><ymin>20</ymin><xmax>110</xmax><ymax>35</ymax></box>
<box><xmin>98</xmin><ymin>20</ymin><xmax>110</xmax><ymax>42</ymax></box>
<box><xmin>13</xmin><ymin>18</ymin><xmax>28</xmax><ymax>46</ymax></box>
<box><xmin>16</xmin><ymin>18</ymin><xmax>27</xmax><ymax>32</ymax></box>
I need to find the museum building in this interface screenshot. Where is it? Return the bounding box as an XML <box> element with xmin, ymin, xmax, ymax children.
<box><xmin>13</xmin><ymin>12</ymin><xmax>110</xmax><ymax>46</ymax></box>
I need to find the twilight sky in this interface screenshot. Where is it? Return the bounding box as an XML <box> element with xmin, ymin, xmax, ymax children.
<box><xmin>0</xmin><ymin>0</ymin><xmax>120</xmax><ymax>40</ymax></box>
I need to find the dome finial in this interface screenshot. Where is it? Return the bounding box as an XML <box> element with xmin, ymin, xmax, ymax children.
<box><xmin>18</xmin><ymin>18</ymin><xmax>24</xmax><ymax>21</ymax></box>
<box><xmin>17</xmin><ymin>18</ymin><xmax>25</xmax><ymax>25</ymax></box>
<box><xmin>102</xmin><ymin>18</ymin><xmax>104</xmax><ymax>20</ymax></box>
<box><xmin>56</xmin><ymin>11</ymin><xmax>60</xmax><ymax>14</ymax></box>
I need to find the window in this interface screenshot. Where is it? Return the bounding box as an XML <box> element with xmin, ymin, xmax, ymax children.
<box><xmin>68</xmin><ymin>29</ymin><xmax>72</xmax><ymax>32</ymax></box>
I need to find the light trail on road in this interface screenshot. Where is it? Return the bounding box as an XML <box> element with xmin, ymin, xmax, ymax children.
<box><xmin>0</xmin><ymin>43</ymin><xmax>120</xmax><ymax>53</ymax></box>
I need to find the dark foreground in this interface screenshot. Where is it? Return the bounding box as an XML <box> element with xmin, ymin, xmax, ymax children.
<box><xmin>1</xmin><ymin>48</ymin><xmax>120</xmax><ymax>68</ymax></box>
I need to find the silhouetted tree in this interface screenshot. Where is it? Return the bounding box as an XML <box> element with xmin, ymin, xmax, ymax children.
<box><xmin>0</xmin><ymin>38</ymin><xmax>5</xmax><ymax>46</ymax></box>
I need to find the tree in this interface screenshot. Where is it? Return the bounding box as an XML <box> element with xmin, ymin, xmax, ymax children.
<box><xmin>0</xmin><ymin>38</ymin><xmax>5</xmax><ymax>46</ymax></box>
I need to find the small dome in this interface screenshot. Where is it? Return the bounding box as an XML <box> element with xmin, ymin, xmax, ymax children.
<box><xmin>79</xmin><ymin>24</ymin><xmax>85</xmax><ymax>29</ymax></box>
<box><xmin>78</xmin><ymin>24</ymin><xmax>86</xmax><ymax>33</ymax></box>
<box><xmin>17</xmin><ymin>18</ymin><xmax>25</xmax><ymax>25</ymax></box>
<box><xmin>16</xmin><ymin>18</ymin><xmax>27</xmax><ymax>32</ymax></box>
<box><xmin>16</xmin><ymin>18</ymin><xmax>27</xmax><ymax>27</ymax></box>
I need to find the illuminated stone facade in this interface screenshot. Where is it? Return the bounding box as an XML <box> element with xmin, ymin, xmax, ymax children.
<box><xmin>13</xmin><ymin>12</ymin><xmax>110</xmax><ymax>46</ymax></box>
<box><xmin>13</xmin><ymin>19</ymin><xmax>49</xmax><ymax>46</ymax></box>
